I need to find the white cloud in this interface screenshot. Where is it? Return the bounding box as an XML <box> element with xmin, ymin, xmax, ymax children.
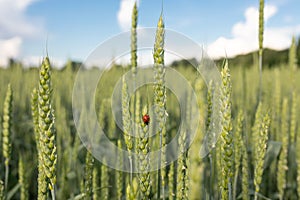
<box><xmin>207</xmin><ymin>4</ymin><xmax>300</xmax><ymax>59</ymax></box>
<box><xmin>0</xmin><ymin>37</ymin><xmax>22</xmax><ymax>66</ymax></box>
<box><xmin>20</xmin><ymin>55</ymin><xmax>65</xmax><ymax>68</ymax></box>
<box><xmin>0</xmin><ymin>0</ymin><xmax>43</xmax><ymax>66</ymax></box>
<box><xmin>117</xmin><ymin>0</ymin><xmax>139</xmax><ymax>31</ymax></box>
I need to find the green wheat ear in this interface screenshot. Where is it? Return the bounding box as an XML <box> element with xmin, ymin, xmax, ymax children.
<box><xmin>31</xmin><ymin>88</ymin><xmax>47</xmax><ymax>200</ymax></box>
<box><xmin>138</xmin><ymin>105</ymin><xmax>151</xmax><ymax>200</ymax></box>
<box><xmin>131</xmin><ymin>1</ymin><xmax>138</xmax><ymax>75</ymax></box>
<box><xmin>0</xmin><ymin>180</ymin><xmax>4</xmax><ymax>200</ymax></box>
<box><xmin>18</xmin><ymin>155</ymin><xmax>29</xmax><ymax>200</ymax></box>
<box><xmin>277</xmin><ymin>98</ymin><xmax>288</xmax><ymax>200</ymax></box>
<box><xmin>2</xmin><ymin>84</ymin><xmax>12</xmax><ymax>167</ymax></box>
<box><xmin>92</xmin><ymin>166</ymin><xmax>99</xmax><ymax>200</ymax></box>
<box><xmin>254</xmin><ymin>112</ymin><xmax>270</xmax><ymax>200</ymax></box>
<box><xmin>258</xmin><ymin>0</ymin><xmax>265</xmax><ymax>100</ymax></box>
<box><xmin>259</xmin><ymin>0</ymin><xmax>264</xmax><ymax>57</ymax></box>
<box><xmin>168</xmin><ymin>162</ymin><xmax>175</xmax><ymax>200</ymax></box>
<box><xmin>84</xmin><ymin>151</ymin><xmax>94</xmax><ymax>200</ymax></box>
<box><xmin>116</xmin><ymin>140</ymin><xmax>123</xmax><ymax>200</ymax></box>
<box><xmin>153</xmin><ymin>13</ymin><xmax>167</xmax><ymax>198</ymax></box>
<box><xmin>2</xmin><ymin>83</ymin><xmax>13</xmax><ymax>190</ymax></box>
<box><xmin>241</xmin><ymin>138</ymin><xmax>249</xmax><ymax>200</ymax></box>
<box><xmin>126</xmin><ymin>178</ymin><xmax>138</xmax><ymax>200</ymax></box>
<box><xmin>219</xmin><ymin>60</ymin><xmax>234</xmax><ymax>200</ymax></box>
<box><xmin>177</xmin><ymin>129</ymin><xmax>189</xmax><ymax>200</ymax></box>
<box><xmin>101</xmin><ymin>160</ymin><xmax>109</xmax><ymax>200</ymax></box>
<box><xmin>289</xmin><ymin>36</ymin><xmax>297</xmax><ymax>71</ymax></box>
<box><xmin>289</xmin><ymin>36</ymin><xmax>298</xmax><ymax>89</ymax></box>
<box><xmin>122</xmin><ymin>76</ymin><xmax>133</xmax><ymax>153</ymax></box>
<box><xmin>38</xmin><ymin>57</ymin><xmax>57</xmax><ymax>193</ymax></box>
<box><xmin>233</xmin><ymin>111</ymin><xmax>244</xmax><ymax>199</ymax></box>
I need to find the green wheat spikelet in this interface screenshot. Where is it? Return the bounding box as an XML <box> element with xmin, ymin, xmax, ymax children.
<box><xmin>277</xmin><ymin>98</ymin><xmax>289</xmax><ymax>200</ymax></box>
<box><xmin>241</xmin><ymin>139</ymin><xmax>249</xmax><ymax>200</ymax></box>
<box><xmin>273</xmin><ymin>69</ymin><xmax>281</xmax><ymax>141</ymax></box>
<box><xmin>138</xmin><ymin>105</ymin><xmax>151</xmax><ymax>200</ymax></box>
<box><xmin>206</xmin><ymin>81</ymin><xmax>214</xmax><ymax>132</ymax></box>
<box><xmin>135</xmin><ymin>91</ymin><xmax>141</xmax><ymax>152</ymax></box>
<box><xmin>289</xmin><ymin>36</ymin><xmax>297</xmax><ymax>72</ymax></box>
<box><xmin>31</xmin><ymin>88</ymin><xmax>47</xmax><ymax>200</ymax></box>
<box><xmin>190</xmin><ymin>78</ymin><xmax>204</xmax><ymax>199</ymax></box>
<box><xmin>116</xmin><ymin>140</ymin><xmax>123</xmax><ymax>200</ymax></box>
<box><xmin>2</xmin><ymin>83</ymin><xmax>13</xmax><ymax>191</ymax></box>
<box><xmin>254</xmin><ymin>113</ymin><xmax>270</xmax><ymax>200</ymax></box>
<box><xmin>2</xmin><ymin>84</ymin><xmax>12</xmax><ymax>168</ymax></box>
<box><xmin>38</xmin><ymin>57</ymin><xmax>57</xmax><ymax>192</ymax></box>
<box><xmin>153</xmin><ymin>13</ymin><xmax>168</xmax><ymax>198</ymax></box>
<box><xmin>92</xmin><ymin>167</ymin><xmax>99</xmax><ymax>200</ymax></box>
<box><xmin>258</xmin><ymin>0</ymin><xmax>265</xmax><ymax>100</ymax></box>
<box><xmin>259</xmin><ymin>0</ymin><xmax>264</xmax><ymax>57</ymax></box>
<box><xmin>101</xmin><ymin>161</ymin><xmax>109</xmax><ymax>200</ymax></box>
<box><xmin>0</xmin><ymin>180</ymin><xmax>3</xmax><ymax>200</ymax></box>
<box><xmin>31</xmin><ymin>88</ymin><xmax>40</xmax><ymax>151</ymax></box>
<box><xmin>177</xmin><ymin>129</ymin><xmax>189</xmax><ymax>200</ymax></box>
<box><xmin>252</xmin><ymin>103</ymin><xmax>263</xmax><ymax>152</ymax></box>
<box><xmin>290</xmin><ymin>92</ymin><xmax>297</xmax><ymax>144</ymax></box>
<box><xmin>131</xmin><ymin>1</ymin><xmax>138</xmax><ymax>75</ymax></box>
<box><xmin>126</xmin><ymin>178</ymin><xmax>138</xmax><ymax>200</ymax></box>
<box><xmin>18</xmin><ymin>155</ymin><xmax>28</xmax><ymax>200</ymax></box>
<box><xmin>297</xmin><ymin>94</ymin><xmax>300</xmax><ymax>198</ymax></box>
<box><xmin>219</xmin><ymin>60</ymin><xmax>234</xmax><ymax>200</ymax></box>
<box><xmin>122</xmin><ymin>76</ymin><xmax>133</xmax><ymax>153</ymax></box>
<box><xmin>233</xmin><ymin>111</ymin><xmax>244</xmax><ymax>199</ymax></box>
<box><xmin>168</xmin><ymin>162</ymin><xmax>175</xmax><ymax>200</ymax></box>
<box><xmin>234</xmin><ymin>111</ymin><xmax>244</xmax><ymax>173</ymax></box>
<box><xmin>84</xmin><ymin>151</ymin><xmax>94</xmax><ymax>200</ymax></box>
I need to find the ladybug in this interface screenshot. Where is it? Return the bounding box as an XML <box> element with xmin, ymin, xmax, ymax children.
<box><xmin>142</xmin><ymin>114</ymin><xmax>150</xmax><ymax>125</ymax></box>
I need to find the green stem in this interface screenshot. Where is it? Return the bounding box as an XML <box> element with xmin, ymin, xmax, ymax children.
<box><xmin>51</xmin><ymin>188</ymin><xmax>56</xmax><ymax>200</ymax></box>
<box><xmin>233</xmin><ymin>168</ymin><xmax>239</xmax><ymax>200</ymax></box>
<box><xmin>258</xmin><ymin>53</ymin><xmax>263</xmax><ymax>102</ymax></box>
<box><xmin>129</xmin><ymin>155</ymin><xmax>133</xmax><ymax>184</ymax></box>
<box><xmin>209</xmin><ymin>153</ymin><xmax>213</xmax><ymax>200</ymax></box>
<box><xmin>5</xmin><ymin>165</ymin><xmax>9</xmax><ymax>194</ymax></box>
<box><xmin>157</xmin><ymin>134</ymin><xmax>162</xmax><ymax>199</ymax></box>
<box><xmin>229</xmin><ymin>180</ymin><xmax>233</xmax><ymax>200</ymax></box>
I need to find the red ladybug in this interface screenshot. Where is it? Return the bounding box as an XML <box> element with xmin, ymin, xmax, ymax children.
<box><xmin>142</xmin><ymin>114</ymin><xmax>150</xmax><ymax>125</ymax></box>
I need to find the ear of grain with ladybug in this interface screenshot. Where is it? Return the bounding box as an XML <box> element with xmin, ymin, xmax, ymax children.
<box><xmin>0</xmin><ymin>0</ymin><xmax>300</xmax><ymax>199</ymax></box>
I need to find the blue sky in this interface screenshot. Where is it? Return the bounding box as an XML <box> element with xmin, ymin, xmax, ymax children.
<box><xmin>0</xmin><ymin>0</ymin><xmax>300</xmax><ymax>66</ymax></box>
